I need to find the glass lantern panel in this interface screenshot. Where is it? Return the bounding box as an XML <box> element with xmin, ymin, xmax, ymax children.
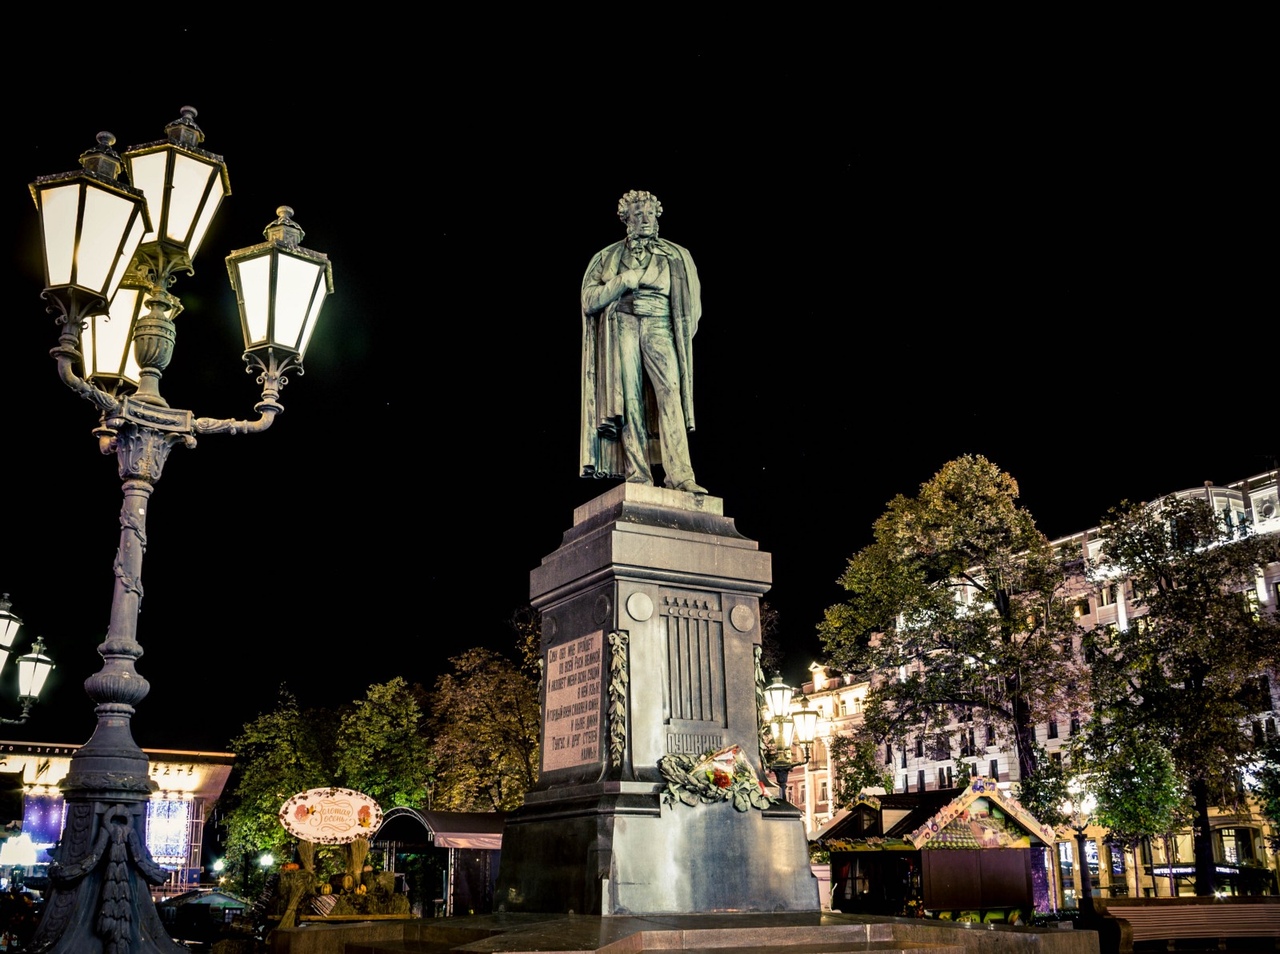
<box><xmin>38</xmin><ymin>183</ymin><xmax>81</xmax><ymax>286</ymax></box>
<box><xmin>78</xmin><ymin>188</ymin><xmax>138</xmax><ymax>295</ymax></box>
<box><xmin>794</xmin><ymin>709</ymin><xmax>820</xmax><ymax>743</ymax></box>
<box><xmin>186</xmin><ymin>168</ymin><xmax>225</xmax><ymax>261</ymax></box>
<box><xmin>297</xmin><ymin>273</ymin><xmax>328</xmax><ymax>360</ymax></box>
<box><xmin>0</xmin><ymin>610</ymin><xmax>20</xmax><ymax>649</ymax></box>
<box><xmin>111</xmin><ymin>214</ymin><xmax>147</xmax><ymax>301</ymax></box>
<box><xmin>129</xmin><ymin>151</ymin><xmax>169</xmax><ymax>244</ymax></box>
<box><xmin>17</xmin><ymin>653</ymin><xmax>53</xmax><ymax>698</ymax></box>
<box><xmin>236</xmin><ymin>254</ymin><xmax>273</xmax><ymax>346</ymax></box>
<box><xmin>167</xmin><ymin>153</ymin><xmax>217</xmax><ymax>251</ymax></box>
<box><xmin>764</xmin><ymin>682</ymin><xmax>793</xmax><ymax>719</ymax></box>
<box><xmin>89</xmin><ymin>290</ymin><xmax>142</xmax><ymax>384</ymax></box>
<box><xmin>273</xmin><ymin>254</ymin><xmax>322</xmax><ymax>352</ymax></box>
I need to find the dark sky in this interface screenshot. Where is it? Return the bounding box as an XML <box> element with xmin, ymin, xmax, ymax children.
<box><xmin>1</xmin><ymin>32</ymin><xmax>1273</xmax><ymax>754</ymax></box>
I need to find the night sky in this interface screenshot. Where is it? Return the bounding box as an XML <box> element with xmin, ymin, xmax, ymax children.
<box><xmin>1</xmin><ymin>31</ymin><xmax>1272</xmax><ymax>755</ymax></box>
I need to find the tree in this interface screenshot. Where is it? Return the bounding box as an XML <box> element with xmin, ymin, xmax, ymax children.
<box><xmin>428</xmin><ymin>648</ymin><xmax>540</xmax><ymax>811</ymax></box>
<box><xmin>757</xmin><ymin>601</ymin><xmax>785</xmax><ymax>675</ymax></box>
<box><xmin>1253</xmin><ymin>736</ymin><xmax>1280</xmax><ymax>851</ymax></box>
<box><xmin>221</xmin><ymin>688</ymin><xmax>335</xmax><ymax>882</ymax></box>
<box><xmin>1012</xmin><ymin>743</ymin><xmax>1070</xmax><ymax>830</ymax></box>
<box><xmin>1088</xmin><ymin>495</ymin><xmax>1280</xmax><ymax>895</ymax></box>
<box><xmin>827</xmin><ymin>735</ymin><xmax>893</xmax><ymax>807</ymax></box>
<box><xmin>1083</xmin><ymin>725</ymin><xmax>1187</xmax><ymax>897</ymax></box>
<box><xmin>819</xmin><ymin>456</ymin><xmax>1081</xmax><ymax>784</ymax></box>
<box><xmin>507</xmin><ymin>604</ymin><xmax>543</xmax><ymax>677</ymax></box>
<box><xmin>220</xmin><ymin>680</ymin><xmax>433</xmax><ymax>885</ymax></box>
<box><xmin>334</xmin><ymin>677</ymin><xmax>434</xmax><ymax>809</ymax></box>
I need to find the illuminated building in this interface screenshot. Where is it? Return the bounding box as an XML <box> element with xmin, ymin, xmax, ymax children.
<box><xmin>0</xmin><ymin>741</ymin><xmax>233</xmax><ymax>897</ymax></box>
<box><xmin>790</xmin><ymin>470</ymin><xmax>1280</xmax><ymax>901</ymax></box>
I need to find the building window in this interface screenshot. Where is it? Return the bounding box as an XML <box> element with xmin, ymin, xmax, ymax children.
<box><xmin>1047</xmin><ymin>719</ymin><xmax>1059</xmax><ymax>739</ymax></box>
<box><xmin>1109</xmin><ymin>843</ymin><xmax>1126</xmax><ymax>876</ymax></box>
<box><xmin>1069</xmin><ymin>712</ymin><xmax>1081</xmax><ymax>735</ymax></box>
<box><xmin>1085</xmin><ymin>839</ymin><xmax>1100</xmax><ymax>877</ymax></box>
<box><xmin>932</xmin><ymin>733</ymin><xmax>952</xmax><ymax>760</ymax></box>
<box><xmin>937</xmin><ymin>768</ymin><xmax>946</xmax><ymax>789</ymax></box>
<box><xmin>1220</xmin><ymin>828</ymin><xmax>1256</xmax><ymax>864</ymax></box>
<box><xmin>903</xmin><ymin>774</ymin><xmax>909</xmax><ymax>792</ymax></box>
<box><xmin>1072</xmin><ymin>598</ymin><xmax>1091</xmax><ymax>618</ymax></box>
<box><xmin>886</xmin><ymin>743</ymin><xmax>893</xmax><ymax>765</ymax></box>
<box><xmin>901</xmin><ymin>747</ymin><xmax>908</xmax><ymax>768</ymax></box>
<box><xmin>819</xmin><ymin>781</ymin><xmax>828</xmax><ymax>803</ymax></box>
<box><xmin>915</xmin><ymin>737</ymin><xmax>924</xmax><ymax>758</ymax></box>
<box><xmin>918</xmin><ymin>769</ymin><xmax>926</xmax><ymax>792</ymax></box>
<box><xmin>989</xmin><ymin>759</ymin><xmax>1000</xmax><ymax>780</ymax></box>
<box><xmin>986</xmin><ymin>724</ymin><xmax>997</xmax><ymax>747</ymax></box>
<box><xmin>1050</xmin><ymin>751</ymin><xmax>1063</xmax><ymax>769</ymax></box>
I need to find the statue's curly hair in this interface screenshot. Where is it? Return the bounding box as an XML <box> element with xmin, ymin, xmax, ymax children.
<box><xmin>617</xmin><ymin>190</ymin><xmax>663</xmax><ymax>221</ymax></box>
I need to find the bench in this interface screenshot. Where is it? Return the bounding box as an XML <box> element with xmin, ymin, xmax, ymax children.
<box><xmin>1101</xmin><ymin>902</ymin><xmax>1280</xmax><ymax>950</ymax></box>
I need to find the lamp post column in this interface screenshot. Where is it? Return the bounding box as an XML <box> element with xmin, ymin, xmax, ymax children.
<box><xmin>1073</xmin><ymin>826</ymin><xmax>1095</xmax><ymax>918</ymax></box>
<box><xmin>32</xmin><ymin>420</ymin><xmax>189</xmax><ymax>954</ymax></box>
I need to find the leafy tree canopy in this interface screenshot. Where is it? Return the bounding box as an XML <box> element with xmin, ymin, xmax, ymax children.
<box><xmin>428</xmin><ymin>646</ymin><xmax>540</xmax><ymax>812</ymax></box>
<box><xmin>827</xmin><ymin>735</ymin><xmax>893</xmax><ymax>807</ymax></box>
<box><xmin>1253</xmin><ymin>736</ymin><xmax>1280</xmax><ymax>851</ymax></box>
<box><xmin>1080</xmin><ymin>723</ymin><xmax>1187</xmax><ymax>849</ymax></box>
<box><xmin>334</xmin><ymin>677</ymin><xmax>433</xmax><ymax>809</ymax></box>
<box><xmin>1087</xmin><ymin>495</ymin><xmax>1280</xmax><ymax>894</ymax></box>
<box><xmin>220</xmin><ymin>679</ymin><xmax>432</xmax><ymax>883</ymax></box>
<box><xmin>819</xmin><ymin>456</ymin><xmax>1081</xmax><ymax>781</ymax></box>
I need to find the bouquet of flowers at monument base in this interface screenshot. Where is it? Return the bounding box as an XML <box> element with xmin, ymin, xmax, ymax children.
<box><xmin>659</xmin><ymin>743</ymin><xmax>775</xmax><ymax>812</ymax></box>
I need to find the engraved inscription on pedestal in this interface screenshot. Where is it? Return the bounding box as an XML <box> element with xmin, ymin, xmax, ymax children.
<box><xmin>543</xmin><ymin>630</ymin><xmax>604</xmax><ymax>773</ymax></box>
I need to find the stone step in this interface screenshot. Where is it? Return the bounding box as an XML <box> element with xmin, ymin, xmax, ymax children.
<box><xmin>658</xmin><ymin>945</ymin><xmax>966</xmax><ymax>954</ymax></box>
<box><xmin>343</xmin><ymin>943</ymin><xmax>965</xmax><ymax>954</ymax></box>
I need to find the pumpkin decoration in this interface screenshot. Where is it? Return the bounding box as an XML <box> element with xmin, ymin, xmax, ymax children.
<box><xmin>282</xmin><ymin>862</ymin><xmax>300</xmax><ymax>872</ymax></box>
<box><xmin>355</xmin><ymin>884</ymin><xmax>367</xmax><ymax>896</ymax></box>
<box><xmin>318</xmin><ymin>883</ymin><xmax>333</xmax><ymax>896</ymax></box>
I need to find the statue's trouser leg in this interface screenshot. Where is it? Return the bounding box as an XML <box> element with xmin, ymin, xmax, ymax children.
<box><xmin>617</xmin><ymin>313</ymin><xmax>653</xmax><ymax>483</ymax></box>
<box><xmin>636</xmin><ymin>316</ymin><xmax>695</xmax><ymax>488</ymax></box>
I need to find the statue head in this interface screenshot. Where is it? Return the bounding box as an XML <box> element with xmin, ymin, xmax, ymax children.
<box><xmin>618</xmin><ymin>190</ymin><xmax>662</xmax><ymax>240</ymax></box>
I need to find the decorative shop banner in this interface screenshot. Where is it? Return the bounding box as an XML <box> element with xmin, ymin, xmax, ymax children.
<box><xmin>279</xmin><ymin>787</ymin><xmax>382</xmax><ymax>844</ymax></box>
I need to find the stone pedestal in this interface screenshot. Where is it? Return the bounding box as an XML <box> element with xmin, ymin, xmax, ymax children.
<box><xmin>495</xmin><ymin>484</ymin><xmax>819</xmax><ymax>915</ymax></box>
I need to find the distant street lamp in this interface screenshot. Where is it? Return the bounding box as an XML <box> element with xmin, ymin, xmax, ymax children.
<box><xmin>761</xmin><ymin>674</ymin><xmax>820</xmax><ymax>791</ymax></box>
<box><xmin>0</xmin><ymin>594</ymin><xmax>56</xmax><ymax>724</ymax></box>
<box><xmin>1061</xmin><ymin>783</ymin><xmax>1098</xmax><ymax>917</ymax></box>
<box><xmin>26</xmin><ymin>107</ymin><xmax>332</xmax><ymax>954</ymax></box>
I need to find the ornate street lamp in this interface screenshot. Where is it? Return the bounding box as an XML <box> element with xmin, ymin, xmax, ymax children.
<box><xmin>1061</xmin><ymin>782</ymin><xmax>1098</xmax><ymax>917</ymax></box>
<box><xmin>0</xmin><ymin>594</ymin><xmax>55</xmax><ymax>724</ymax></box>
<box><xmin>26</xmin><ymin>107</ymin><xmax>332</xmax><ymax>954</ymax></box>
<box><xmin>761</xmin><ymin>674</ymin><xmax>820</xmax><ymax>791</ymax></box>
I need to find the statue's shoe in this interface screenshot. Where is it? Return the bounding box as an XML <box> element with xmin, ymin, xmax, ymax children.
<box><xmin>676</xmin><ymin>479</ymin><xmax>707</xmax><ymax>494</ymax></box>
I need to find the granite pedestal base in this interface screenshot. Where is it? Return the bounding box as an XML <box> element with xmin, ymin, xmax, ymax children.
<box><xmin>496</xmin><ymin>484</ymin><xmax>819</xmax><ymax>915</ymax></box>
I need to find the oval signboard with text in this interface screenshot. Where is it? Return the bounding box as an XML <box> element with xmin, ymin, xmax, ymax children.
<box><xmin>279</xmin><ymin>787</ymin><xmax>382</xmax><ymax>844</ymax></box>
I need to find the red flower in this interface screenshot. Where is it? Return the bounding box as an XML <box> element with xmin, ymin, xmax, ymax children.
<box><xmin>712</xmin><ymin>769</ymin><xmax>732</xmax><ymax>789</ymax></box>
